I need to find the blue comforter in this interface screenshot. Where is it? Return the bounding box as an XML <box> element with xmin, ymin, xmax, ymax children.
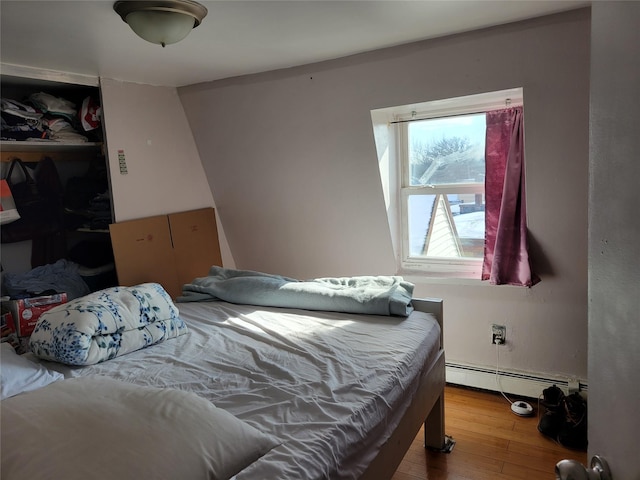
<box><xmin>178</xmin><ymin>267</ymin><xmax>414</xmax><ymax>316</ymax></box>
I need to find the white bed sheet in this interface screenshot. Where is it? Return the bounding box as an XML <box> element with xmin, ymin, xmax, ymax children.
<box><xmin>43</xmin><ymin>301</ymin><xmax>441</xmax><ymax>479</ymax></box>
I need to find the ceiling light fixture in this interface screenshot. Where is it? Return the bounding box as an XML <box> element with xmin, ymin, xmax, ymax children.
<box><xmin>114</xmin><ymin>0</ymin><xmax>208</xmax><ymax>48</ymax></box>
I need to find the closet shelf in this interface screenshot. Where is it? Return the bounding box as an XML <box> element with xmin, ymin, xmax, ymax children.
<box><xmin>1</xmin><ymin>141</ymin><xmax>103</xmax><ymax>162</ymax></box>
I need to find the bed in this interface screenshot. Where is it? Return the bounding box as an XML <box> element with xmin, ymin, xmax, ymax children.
<box><xmin>1</xmin><ymin>272</ymin><xmax>446</xmax><ymax>480</ymax></box>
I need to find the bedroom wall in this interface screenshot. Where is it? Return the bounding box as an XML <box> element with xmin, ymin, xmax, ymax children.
<box><xmin>99</xmin><ymin>79</ymin><xmax>235</xmax><ymax>267</ymax></box>
<box><xmin>178</xmin><ymin>10</ymin><xmax>591</xmax><ymax>386</ymax></box>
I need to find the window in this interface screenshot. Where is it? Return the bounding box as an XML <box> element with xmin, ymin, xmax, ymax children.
<box><xmin>372</xmin><ymin>88</ymin><xmax>523</xmax><ymax>277</ymax></box>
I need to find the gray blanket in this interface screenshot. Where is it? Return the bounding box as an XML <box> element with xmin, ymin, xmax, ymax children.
<box><xmin>178</xmin><ymin>267</ymin><xmax>414</xmax><ymax>317</ymax></box>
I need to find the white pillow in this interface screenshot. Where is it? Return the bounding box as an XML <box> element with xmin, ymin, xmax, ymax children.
<box><xmin>1</xmin><ymin>376</ymin><xmax>280</xmax><ymax>480</ymax></box>
<box><xmin>0</xmin><ymin>342</ymin><xmax>63</xmax><ymax>400</ymax></box>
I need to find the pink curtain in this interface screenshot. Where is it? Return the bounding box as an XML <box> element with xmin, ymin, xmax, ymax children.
<box><xmin>482</xmin><ymin>106</ymin><xmax>539</xmax><ymax>286</ymax></box>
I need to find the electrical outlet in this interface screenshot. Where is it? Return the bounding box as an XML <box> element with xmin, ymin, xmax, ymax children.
<box><xmin>492</xmin><ymin>324</ymin><xmax>506</xmax><ymax>345</ymax></box>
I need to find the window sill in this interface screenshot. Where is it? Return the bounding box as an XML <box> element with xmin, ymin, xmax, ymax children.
<box><xmin>399</xmin><ymin>271</ymin><xmax>535</xmax><ymax>288</ymax></box>
<box><xmin>399</xmin><ymin>259</ymin><xmax>482</xmax><ymax>281</ymax></box>
<box><xmin>399</xmin><ymin>270</ymin><xmax>485</xmax><ymax>286</ymax></box>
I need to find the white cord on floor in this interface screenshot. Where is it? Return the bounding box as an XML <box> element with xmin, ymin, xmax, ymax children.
<box><xmin>495</xmin><ymin>342</ymin><xmax>514</xmax><ymax>405</ymax></box>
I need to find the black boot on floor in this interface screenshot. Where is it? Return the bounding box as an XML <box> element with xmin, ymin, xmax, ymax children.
<box><xmin>557</xmin><ymin>393</ymin><xmax>588</xmax><ymax>451</ymax></box>
<box><xmin>537</xmin><ymin>384</ymin><xmax>565</xmax><ymax>439</ymax></box>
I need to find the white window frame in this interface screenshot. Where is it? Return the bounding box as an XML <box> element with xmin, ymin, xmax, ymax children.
<box><xmin>389</xmin><ymin>88</ymin><xmax>523</xmax><ymax>277</ymax></box>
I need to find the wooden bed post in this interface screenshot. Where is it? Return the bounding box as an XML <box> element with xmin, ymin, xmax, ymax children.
<box><xmin>412</xmin><ymin>298</ymin><xmax>450</xmax><ymax>453</ymax></box>
<box><xmin>424</xmin><ymin>393</ymin><xmax>445</xmax><ymax>449</ymax></box>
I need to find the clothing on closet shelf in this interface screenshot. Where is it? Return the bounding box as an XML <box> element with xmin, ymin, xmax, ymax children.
<box><xmin>1</xmin><ymin>91</ymin><xmax>101</xmax><ymax>143</ymax></box>
<box><xmin>1</xmin><ymin>97</ymin><xmax>48</xmax><ymax>141</ymax></box>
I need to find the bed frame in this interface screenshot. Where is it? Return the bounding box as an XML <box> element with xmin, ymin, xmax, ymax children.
<box><xmin>360</xmin><ymin>297</ymin><xmax>446</xmax><ymax>480</ymax></box>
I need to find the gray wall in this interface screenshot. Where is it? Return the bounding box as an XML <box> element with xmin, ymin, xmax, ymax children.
<box><xmin>589</xmin><ymin>3</ymin><xmax>640</xmax><ymax>478</ymax></box>
<box><xmin>179</xmin><ymin>10</ymin><xmax>591</xmax><ymax>383</ymax></box>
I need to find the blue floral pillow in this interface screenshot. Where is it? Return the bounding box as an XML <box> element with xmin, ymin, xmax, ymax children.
<box><xmin>29</xmin><ymin>283</ymin><xmax>187</xmax><ymax>366</ymax></box>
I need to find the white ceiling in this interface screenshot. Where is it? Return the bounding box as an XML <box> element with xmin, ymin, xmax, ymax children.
<box><xmin>1</xmin><ymin>1</ymin><xmax>589</xmax><ymax>88</ymax></box>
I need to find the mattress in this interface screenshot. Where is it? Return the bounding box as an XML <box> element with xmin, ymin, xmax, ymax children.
<box><xmin>43</xmin><ymin>300</ymin><xmax>441</xmax><ymax>479</ymax></box>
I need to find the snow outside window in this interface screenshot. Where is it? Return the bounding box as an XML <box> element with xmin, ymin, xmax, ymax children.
<box><xmin>372</xmin><ymin>88</ymin><xmax>524</xmax><ymax>278</ymax></box>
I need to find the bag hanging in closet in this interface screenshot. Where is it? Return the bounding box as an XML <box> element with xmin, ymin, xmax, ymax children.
<box><xmin>0</xmin><ymin>179</ymin><xmax>21</xmax><ymax>225</ymax></box>
<box><xmin>1</xmin><ymin>157</ymin><xmax>63</xmax><ymax>244</ymax></box>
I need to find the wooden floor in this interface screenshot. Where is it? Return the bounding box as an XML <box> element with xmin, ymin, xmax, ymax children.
<box><xmin>392</xmin><ymin>385</ymin><xmax>588</xmax><ymax>480</ymax></box>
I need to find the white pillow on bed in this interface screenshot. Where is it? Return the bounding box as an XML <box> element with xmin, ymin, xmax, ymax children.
<box><xmin>1</xmin><ymin>376</ymin><xmax>280</xmax><ymax>480</ymax></box>
<box><xmin>0</xmin><ymin>342</ymin><xmax>63</xmax><ymax>400</ymax></box>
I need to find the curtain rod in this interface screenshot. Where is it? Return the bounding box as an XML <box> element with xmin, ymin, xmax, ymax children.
<box><xmin>389</xmin><ymin>101</ymin><xmax>519</xmax><ymax>125</ymax></box>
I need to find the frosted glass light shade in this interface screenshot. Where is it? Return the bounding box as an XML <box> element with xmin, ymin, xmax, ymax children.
<box><xmin>125</xmin><ymin>10</ymin><xmax>195</xmax><ymax>46</ymax></box>
<box><xmin>114</xmin><ymin>1</ymin><xmax>208</xmax><ymax>48</ymax></box>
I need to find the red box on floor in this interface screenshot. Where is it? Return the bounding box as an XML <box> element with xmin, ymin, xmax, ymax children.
<box><xmin>1</xmin><ymin>309</ymin><xmax>16</xmax><ymax>338</ymax></box>
<box><xmin>4</xmin><ymin>294</ymin><xmax>67</xmax><ymax>337</ymax></box>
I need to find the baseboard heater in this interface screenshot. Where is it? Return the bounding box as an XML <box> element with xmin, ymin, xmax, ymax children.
<box><xmin>445</xmin><ymin>362</ymin><xmax>587</xmax><ymax>399</ymax></box>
